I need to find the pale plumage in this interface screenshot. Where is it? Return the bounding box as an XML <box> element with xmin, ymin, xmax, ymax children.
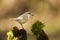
<box><xmin>9</xmin><ymin>12</ymin><xmax>33</xmax><ymax>24</ymax></box>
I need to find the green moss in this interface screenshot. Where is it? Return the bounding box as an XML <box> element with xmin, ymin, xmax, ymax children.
<box><xmin>31</xmin><ymin>20</ymin><xmax>45</xmax><ymax>36</ymax></box>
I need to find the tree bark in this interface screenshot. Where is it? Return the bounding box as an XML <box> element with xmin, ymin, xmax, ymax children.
<box><xmin>37</xmin><ymin>30</ymin><xmax>49</xmax><ymax>40</ymax></box>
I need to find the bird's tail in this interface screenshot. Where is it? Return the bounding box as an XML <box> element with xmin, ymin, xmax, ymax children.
<box><xmin>8</xmin><ymin>18</ymin><xmax>18</xmax><ymax>20</ymax></box>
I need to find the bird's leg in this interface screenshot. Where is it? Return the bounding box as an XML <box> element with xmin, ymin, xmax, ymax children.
<box><xmin>20</xmin><ymin>23</ymin><xmax>24</xmax><ymax>29</ymax></box>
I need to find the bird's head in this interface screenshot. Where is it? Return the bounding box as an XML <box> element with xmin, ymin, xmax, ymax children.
<box><xmin>28</xmin><ymin>12</ymin><xmax>34</xmax><ymax>16</ymax></box>
<box><xmin>25</xmin><ymin>12</ymin><xmax>34</xmax><ymax>16</ymax></box>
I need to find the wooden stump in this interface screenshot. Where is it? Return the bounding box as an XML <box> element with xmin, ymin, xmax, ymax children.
<box><xmin>38</xmin><ymin>30</ymin><xmax>48</xmax><ymax>40</ymax></box>
<box><xmin>19</xmin><ymin>29</ymin><xmax>27</xmax><ymax>40</ymax></box>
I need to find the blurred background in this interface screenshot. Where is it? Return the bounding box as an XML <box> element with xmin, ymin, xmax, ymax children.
<box><xmin>0</xmin><ymin>0</ymin><xmax>60</xmax><ymax>40</ymax></box>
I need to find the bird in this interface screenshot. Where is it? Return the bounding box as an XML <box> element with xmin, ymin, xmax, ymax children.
<box><xmin>9</xmin><ymin>12</ymin><xmax>33</xmax><ymax>29</ymax></box>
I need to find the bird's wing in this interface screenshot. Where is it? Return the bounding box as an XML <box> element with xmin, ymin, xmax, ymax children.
<box><xmin>17</xmin><ymin>16</ymin><xmax>23</xmax><ymax>20</ymax></box>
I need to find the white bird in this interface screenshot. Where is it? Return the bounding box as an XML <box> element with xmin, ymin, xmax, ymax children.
<box><xmin>9</xmin><ymin>12</ymin><xmax>33</xmax><ymax>29</ymax></box>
